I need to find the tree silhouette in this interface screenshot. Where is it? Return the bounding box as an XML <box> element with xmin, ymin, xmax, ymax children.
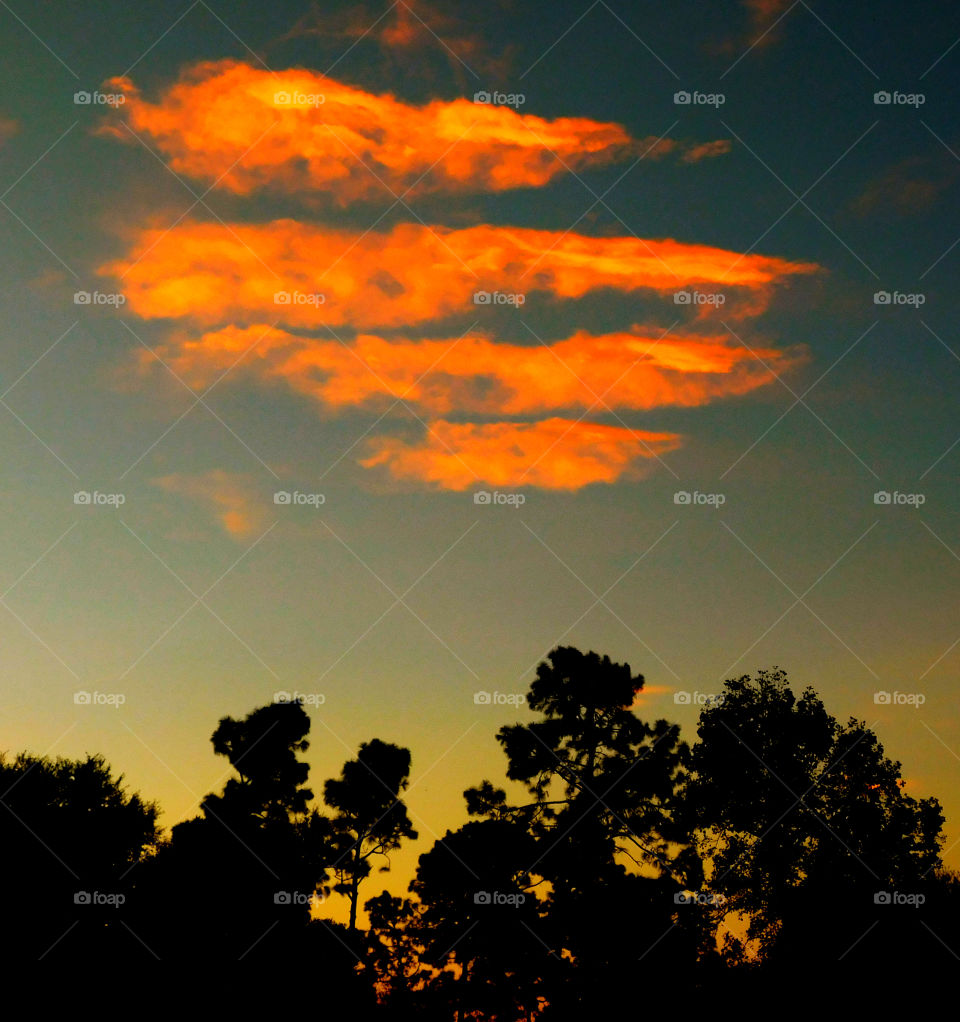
<box><xmin>0</xmin><ymin>751</ymin><xmax>159</xmax><ymax>959</ymax></box>
<box><xmin>136</xmin><ymin>699</ymin><xmax>331</xmax><ymax>959</ymax></box>
<box><xmin>683</xmin><ymin>668</ymin><xmax>945</xmax><ymax>971</ymax></box>
<box><xmin>364</xmin><ymin>891</ymin><xmax>433</xmax><ymax>1017</ymax></box>
<box><xmin>325</xmin><ymin>738</ymin><xmax>418</xmax><ymax>932</ymax></box>
<box><xmin>476</xmin><ymin>647</ymin><xmax>689</xmax><ymax>873</ymax></box>
<box><xmin>205</xmin><ymin>698</ymin><xmax>314</xmax><ymax>821</ymax></box>
<box><xmin>3</xmin><ymin>651</ymin><xmax>957</xmax><ymax>987</ymax></box>
<box><xmin>411</xmin><ymin>818</ymin><xmax>548</xmax><ymax>1019</ymax></box>
<box><xmin>463</xmin><ymin>647</ymin><xmax>696</xmax><ymax>1013</ymax></box>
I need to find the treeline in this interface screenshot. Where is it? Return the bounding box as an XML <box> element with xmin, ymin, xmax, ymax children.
<box><xmin>2</xmin><ymin>647</ymin><xmax>957</xmax><ymax>1012</ymax></box>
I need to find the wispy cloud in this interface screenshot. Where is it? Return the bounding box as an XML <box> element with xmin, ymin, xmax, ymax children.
<box><xmin>151</xmin><ymin>470</ymin><xmax>268</xmax><ymax>539</ymax></box>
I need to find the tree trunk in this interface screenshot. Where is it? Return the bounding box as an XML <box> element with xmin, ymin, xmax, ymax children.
<box><xmin>348</xmin><ymin>839</ymin><xmax>361</xmax><ymax>931</ymax></box>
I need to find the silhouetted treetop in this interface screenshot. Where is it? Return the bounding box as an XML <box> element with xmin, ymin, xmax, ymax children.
<box><xmin>205</xmin><ymin>699</ymin><xmax>313</xmax><ymax>822</ymax></box>
<box><xmin>325</xmin><ymin>738</ymin><xmax>417</xmax><ymax>932</ymax></box>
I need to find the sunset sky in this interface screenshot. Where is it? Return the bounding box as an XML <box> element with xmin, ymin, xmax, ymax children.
<box><xmin>1</xmin><ymin>0</ymin><xmax>958</xmax><ymax>921</ymax></box>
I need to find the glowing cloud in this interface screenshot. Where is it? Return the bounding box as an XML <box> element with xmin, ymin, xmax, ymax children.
<box><xmin>361</xmin><ymin>418</ymin><xmax>682</xmax><ymax>490</ymax></box>
<box><xmin>99</xmin><ymin>60</ymin><xmax>689</xmax><ymax>202</ymax></box>
<box><xmin>101</xmin><ymin>220</ymin><xmax>819</xmax><ymax>329</ymax></box>
<box><xmin>141</xmin><ymin>323</ymin><xmax>807</xmax><ymax>417</ymax></box>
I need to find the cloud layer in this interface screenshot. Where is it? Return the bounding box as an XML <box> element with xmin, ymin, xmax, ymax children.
<box><xmin>100</xmin><ymin>59</ymin><xmax>818</xmax><ymax>498</ymax></box>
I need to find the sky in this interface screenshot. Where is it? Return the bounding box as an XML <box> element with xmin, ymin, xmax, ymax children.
<box><xmin>0</xmin><ymin>0</ymin><xmax>958</xmax><ymax>924</ymax></box>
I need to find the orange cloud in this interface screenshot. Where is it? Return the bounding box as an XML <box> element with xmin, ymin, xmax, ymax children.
<box><xmin>142</xmin><ymin>323</ymin><xmax>807</xmax><ymax>416</ymax></box>
<box><xmin>711</xmin><ymin>0</ymin><xmax>794</xmax><ymax>55</ymax></box>
<box><xmin>100</xmin><ymin>60</ymin><xmax>674</xmax><ymax>202</ymax></box>
<box><xmin>742</xmin><ymin>0</ymin><xmax>793</xmax><ymax>48</ymax></box>
<box><xmin>152</xmin><ymin>470</ymin><xmax>268</xmax><ymax>539</ymax></box>
<box><xmin>101</xmin><ymin>219</ymin><xmax>819</xmax><ymax>329</ymax></box>
<box><xmin>852</xmin><ymin>154</ymin><xmax>957</xmax><ymax>217</ymax></box>
<box><xmin>283</xmin><ymin>0</ymin><xmax>518</xmax><ymax>79</ymax></box>
<box><xmin>0</xmin><ymin>114</ymin><xmax>18</xmax><ymax>145</ymax></box>
<box><xmin>682</xmin><ymin>139</ymin><xmax>733</xmax><ymax>163</ymax></box>
<box><xmin>361</xmin><ymin>418</ymin><xmax>682</xmax><ymax>490</ymax></box>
